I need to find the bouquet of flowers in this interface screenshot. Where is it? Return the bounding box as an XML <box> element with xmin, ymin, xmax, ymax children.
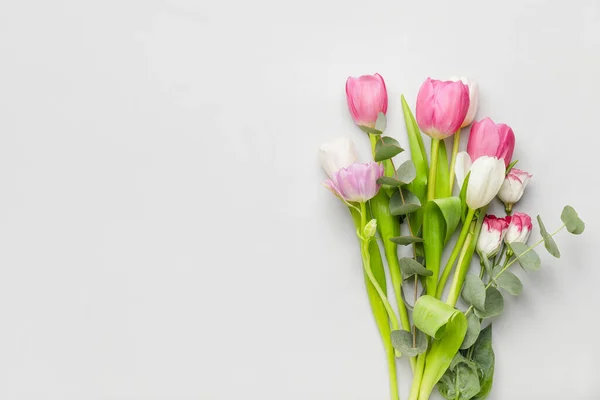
<box><xmin>318</xmin><ymin>74</ymin><xmax>585</xmax><ymax>400</ymax></box>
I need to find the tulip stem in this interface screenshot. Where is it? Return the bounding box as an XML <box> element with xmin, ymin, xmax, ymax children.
<box><xmin>427</xmin><ymin>139</ymin><xmax>440</xmax><ymax>201</ymax></box>
<box><xmin>446</xmin><ymin>220</ymin><xmax>477</xmax><ymax>307</ymax></box>
<box><xmin>448</xmin><ymin>129</ymin><xmax>461</xmax><ymax>195</ymax></box>
<box><xmin>435</xmin><ymin>208</ymin><xmax>476</xmax><ymax>299</ymax></box>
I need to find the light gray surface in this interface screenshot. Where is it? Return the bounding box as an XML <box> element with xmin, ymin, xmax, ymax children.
<box><xmin>0</xmin><ymin>0</ymin><xmax>598</xmax><ymax>399</ymax></box>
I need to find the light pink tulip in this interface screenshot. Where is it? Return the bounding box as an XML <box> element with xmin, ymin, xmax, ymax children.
<box><xmin>415</xmin><ymin>78</ymin><xmax>470</xmax><ymax>139</ymax></box>
<box><xmin>504</xmin><ymin>213</ymin><xmax>533</xmax><ymax>244</ymax></box>
<box><xmin>467</xmin><ymin>118</ymin><xmax>515</xmax><ymax>167</ymax></box>
<box><xmin>325</xmin><ymin>162</ymin><xmax>384</xmax><ymax>202</ymax></box>
<box><xmin>477</xmin><ymin>215</ymin><xmax>510</xmax><ymax>257</ymax></box>
<box><xmin>346</xmin><ymin>74</ymin><xmax>388</xmax><ymax>128</ymax></box>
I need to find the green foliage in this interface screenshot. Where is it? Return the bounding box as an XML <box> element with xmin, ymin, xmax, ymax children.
<box><xmin>391</xmin><ymin>328</ymin><xmax>427</xmax><ymax>357</ymax></box>
<box><xmin>509</xmin><ymin>242</ymin><xmax>541</xmax><ymax>271</ymax></box>
<box><xmin>436</xmin><ymin>142</ymin><xmax>451</xmax><ymax>199</ymax></box>
<box><xmin>459</xmin><ymin>172</ymin><xmax>471</xmax><ymax>222</ymax></box>
<box><xmin>358</xmin><ymin>125</ymin><xmax>382</xmax><ymax>135</ymax></box>
<box><xmin>472</xmin><ymin>325</ymin><xmax>495</xmax><ymax>399</ymax></box>
<box><xmin>460</xmin><ymin>313</ymin><xmax>481</xmax><ymax>350</ymax></box>
<box><xmin>494</xmin><ymin>269</ymin><xmax>523</xmax><ymax>296</ymax></box>
<box><xmin>438</xmin><ymin>353</ymin><xmax>481</xmax><ymax>400</ymax></box>
<box><xmin>389</xmin><ymin>235</ymin><xmax>423</xmax><ymax>245</ymax></box>
<box><xmin>561</xmin><ymin>205</ymin><xmax>585</xmax><ymax>235</ymax></box>
<box><xmin>374</xmin><ymin>136</ymin><xmax>404</xmax><ymax>162</ymax></box>
<box><xmin>537</xmin><ymin>215</ymin><xmax>561</xmax><ymax>258</ymax></box>
<box><xmin>389</xmin><ymin>189</ymin><xmax>421</xmax><ymax>215</ymax></box>
<box><xmin>396</xmin><ymin>160</ymin><xmax>417</xmax><ymax>184</ymax></box>
<box><xmin>462</xmin><ymin>275</ymin><xmax>486</xmax><ymax>311</ymax></box>
<box><xmin>375</xmin><ymin>112</ymin><xmax>387</xmax><ymax>132</ymax></box>
<box><xmin>474</xmin><ymin>287</ymin><xmax>504</xmax><ymax>319</ymax></box>
<box><xmin>399</xmin><ymin>257</ymin><xmax>433</xmax><ymax>278</ymax></box>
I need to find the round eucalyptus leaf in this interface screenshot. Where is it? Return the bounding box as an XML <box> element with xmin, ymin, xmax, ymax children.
<box><xmin>399</xmin><ymin>257</ymin><xmax>433</xmax><ymax>277</ymax></box>
<box><xmin>389</xmin><ymin>235</ymin><xmax>423</xmax><ymax>245</ymax></box>
<box><xmin>474</xmin><ymin>287</ymin><xmax>504</xmax><ymax>319</ymax></box>
<box><xmin>396</xmin><ymin>160</ymin><xmax>416</xmax><ymax>184</ymax></box>
<box><xmin>537</xmin><ymin>215</ymin><xmax>561</xmax><ymax>258</ymax></box>
<box><xmin>495</xmin><ymin>271</ymin><xmax>523</xmax><ymax>296</ymax></box>
<box><xmin>462</xmin><ymin>274</ymin><xmax>486</xmax><ymax>311</ymax></box>
<box><xmin>460</xmin><ymin>313</ymin><xmax>481</xmax><ymax>350</ymax></box>
<box><xmin>391</xmin><ymin>329</ymin><xmax>427</xmax><ymax>357</ymax></box>
<box><xmin>509</xmin><ymin>242</ymin><xmax>541</xmax><ymax>271</ymax></box>
<box><xmin>358</xmin><ymin>125</ymin><xmax>382</xmax><ymax>135</ymax></box>
<box><xmin>374</xmin><ymin>136</ymin><xmax>404</xmax><ymax>162</ymax></box>
<box><xmin>389</xmin><ymin>189</ymin><xmax>421</xmax><ymax>216</ymax></box>
<box><xmin>561</xmin><ymin>205</ymin><xmax>585</xmax><ymax>235</ymax></box>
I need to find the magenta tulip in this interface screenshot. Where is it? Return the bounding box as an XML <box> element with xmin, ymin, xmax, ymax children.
<box><xmin>415</xmin><ymin>78</ymin><xmax>470</xmax><ymax>139</ymax></box>
<box><xmin>467</xmin><ymin>118</ymin><xmax>515</xmax><ymax>167</ymax></box>
<box><xmin>345</xmin><ymin>74</ymin><xmax>388</xmax><ymax>128</ymax></box>
<box><xmin>325</xmin><ymin>162</ymin><xmax>384</xmax><ymax>203</ymax></box>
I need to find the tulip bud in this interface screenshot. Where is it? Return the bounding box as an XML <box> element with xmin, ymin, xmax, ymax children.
<box><xmin>318</xmin><ymin>137</ymin><xmax>358</xmax><ymax>178</ymax></box>
<box><xmin>363</xmin><ymin>219</ymin><xmax>377</xmax><ymax>239</ymax></box>
<box><xmin>345</xmin><ymin>74</ymin><xmax>388</xmax><ymax>128</ymax></box>
<box><xmin>477</xmin><ymin>215</ymin><xmax>509</xmax><ymax>257</ymax></box>
<box><xmin>325</xmin><ymin>162</ymin><xmax>384</xmax><ymax>203</ymax></box>
<box><xmin>415</xmin><ymin>78</ymin><xmax>470</xmax><ymax>139</ymax></box>
<box><xmin>504</xmin><ymin>213</ymin><xmax>533</xmax><ymax>244</ymax></box>
<box><xmin>497</xmin><ymin>168</ymin><xmax>532</xmax><ymax>212</ymax></box>
<box><xmin>450</xmin><ymin>77</ymin><xmax>479</xmax><ymax>128</ymax></box>
<box><xmin>466</xmin><ymin>156</ymin><xmax>506</xmax><ymax>209</ymax></box>
<box><xmin>467</xmin><ymin>118</ymin><xmax>515</xmax><ymax>167</ymax></box>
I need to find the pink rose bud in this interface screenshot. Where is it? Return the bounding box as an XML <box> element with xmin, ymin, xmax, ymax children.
<box><xmin>345</xmin><ymin>73</ymin><xmax>388</xmax><ymax>128</ymax></box>
<box><xmin>415</xmin><ymin>78</ymin><xmax>470</xmax><ymax>139</ymax></box>
<box><xmin>450</xmin><ymin>77</ymin><xmax>479</xmax><ymax>128</ymax></box>
<box><xmin>504</xmin><ymin>213</ymin><xmax>533</xmax><ymax>244</ymax></box>
<box><xmin>325</xmin><ymin>162</ymin><xmax>384</xmax><ymax>203</ymax></box>
<box><xmin>497</xmin><ymin>168</ymin><xmax>532</xmax><ymax>211</ymax></box>
<box><xmin>467</xmin><ymin>117</ymin><xmax>515</xmax><ymax>167</ymax></box>
<box><xmin>477</xmin><ymin>215</ymin><xmax>509</xmax><ymax>257</ymax></box>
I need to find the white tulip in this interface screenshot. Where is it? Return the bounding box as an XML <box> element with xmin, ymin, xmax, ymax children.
<box><xmin>454</xmin><ymin>151</ymin><xmax>472</xmax><ymax>189</ymax></box>
<box><xmin>466</xmin><ymin>156</ymin><xmax>505</xmax><ymax>209</ymax></box>
<box><xmin>450</xmin><ymin>77</ymin><xmax>479</xmax><ymax>127</ymax></box>
<box><xmin>318</xmin><ymin>137</ymin><xmax>358</xmax><ymax>178</ymax></box>
<box><xmin>498</xmin><ymin>168</ymin><xmax>532</xmax><ymax>209</ymax></box>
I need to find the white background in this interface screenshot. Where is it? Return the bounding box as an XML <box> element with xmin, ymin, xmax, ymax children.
<box><xmin>0</xmin><ymin>0</ymin><xmax>598</xmax><ymax>399</ymax></box>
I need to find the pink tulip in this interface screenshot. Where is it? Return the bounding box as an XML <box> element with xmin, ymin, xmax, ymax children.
<box><xmin>345</xmin><ymin>74</ymin><xmax>388</xmax><ymax>128</ymax></box>
<box><xmin>504</xmin><ymin>213</ymin><xmax>533</xmax><ymax>244</ymax></box>
<box><xmin>477</xmin><ymin>215</ymin><xmax>510</xmax><ymax>257</ymax></box>
<box><xmin>325</xmin><ymin>162</ymin><xmax>384</xmax><ymax>202</ymax></box>
<box><xmin>467</xmin><ymin>118</ymin><xmax>515</xmax><ymax>167</ymax></box>
<box><xmin>415</xmin><ymin>78</ymin><xmax>470</xmax><ymax>139</ymax></box>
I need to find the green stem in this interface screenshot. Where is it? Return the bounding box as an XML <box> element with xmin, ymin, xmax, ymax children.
<box><xmin>448</xmin><ymin>129</ymin><xmax>460</xmax><ymax>194</ymax></box>
<box><xmin>386</xmin><ymin>343</ymin><xmax>400</xmax><ymax>400</ymax></box>
<box><xmin>359</xmin><ymin>202</ymin><xmax>399</xmax><ymax>332</ymax></box>
<box><xmin>427</xmin><ymin>139</ymin><xmax>440</xmax><ymax>201</ymax></box>
<box><xmin>446</xmin><ymin>221</ymin><xmax>476</xmax><ymax>307</ymax></box>
<box><xmin>408</xmin><ymin>352</ymin><xmax>426</xmax><ymax>400</ymax></box>
<box><xmin>435</xmin><ymin>208</ymin><xmax>476</xmax><ymax>298</ymax></box>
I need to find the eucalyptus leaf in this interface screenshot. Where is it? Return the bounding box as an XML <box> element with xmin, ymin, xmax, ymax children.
<box><xmin>377</xmin><ymin>176</ymin><xmax>404</xmax><ymax>187</ymax></box>
<box><xmin>391</xmin><ymin>328</ymin><xmax>427</xmax><ymax>357</ymax></box>
<box><xmin>358</xmin><ymin>125</ymin><xmax>383</xmax><ymax>135</ymax></box>
<box><xmin>437</xmin><ymin>353</ymin><xmax>481</xmax><ymax>400</ymax></box>
<box><xmin>374</xmin><ymin>136</ymin><xmax>404</xmax><ymax>162</ymax></box>
<box><xmin>480</xmin><ymin>253</ymin><xmax>494</xmax><ymax>280</ymax></box>
<box><xmin>460</xmin><ymin>313</ymin><xmax>481</xmax><ymax>350</ymax></box>
<box><xmin>474</xmin><ymin>287</ymin><xmax>504</xmax><ymax>319</ymax></box>
<box><xmin>399</xmin><ymin>257</ymin><xmax>433</xmax><ymax>277</ymax></box>
<box><xmin>509</xmin><ymin>242</ymin><xmax>541</xmax><ymax>271</ymax></box>
<box><xmin>390</xmin><ymin>235</ymin><xmax>423</xmax><ymax>245</ymax></box>
<box><xmin>495</xmin><ymin>270</ymin><xmax>523</xmax><ymax>296</ymax></box>
<box><xmin>375</xmin><ymin>112</ymin><xmax>387</xmax><ymax>132</ymax></box>
<box><xmin>472</xmin><ymin>324</ymin><xmax>495</xmax><ymax>399</ymax></box>
<box><xmin>561</xmin><ymin>205</ymin><xmax>585</xmax><ymax>235</ymax></box>
<box><xmin>396</xmin><ymin>160</ymin><xmax>417</xmax><ymax>184</ymax></box>
<box><xmin>537</xmin><ymin>215</ymin><xmax>561</xmax><ymax>258</ymax></box>
<box><xmin>389</xmin><ymin>189</ymin><xmax>421</xmax><ymax>215</ymax></box>
<box><xmin>462</xmin><ymin>275</ymin><xmax>486</xmax><ymax>311</ymax></box>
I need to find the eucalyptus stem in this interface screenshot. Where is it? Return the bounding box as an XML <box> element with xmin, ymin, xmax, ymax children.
<box><xmin>465</xmin><ymin>224</ymin><xmax>567</xmax><ymax>316</ymax></box>
<box><xmin>447</xmin><ymin>129</ymin><xmax>461</xmax><ymax>194</ymax></box>
<box><xmin>436</xmin><ymin>208</ymin><xmax>476</xmax><ymax>298</ymax></box>
<box><xmin>359</xmin><ymin>202</ymin><xmax>399</xmax><ymax>332</ymax></box>
<box><xmin>427</xmin><ymin>139</ymin><xmax>440</xmax><ymax>201</ymax></box>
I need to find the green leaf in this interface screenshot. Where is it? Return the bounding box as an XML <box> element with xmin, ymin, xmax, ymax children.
<box><xmin>472</xmin><ymin>324</ymin><xmax>495</xmax><ymax>399</ymax></box>
<box><xmin>480</xmin><ymin>253</ymin><xmax>494</xmax><ymax>279</ymax></box>
<box><xmin>396</xmin><ymin>160</ymin><xmax>417</xmax><ymax>184</ymax></box>
<box><xmin>389</xmin><ymin>189</ymin><xmax>421</xmax><ymax>216</ymax></box>
<box><xmin>437</xmin><ymin>354</ymin><xmax>481</xmax><ymax>400</ymax></box>
<box><xmin>389</xmin><ymin>235</ymin><xmax>423</xmax><ymax>245</ymax></box>
<box><xmin>474</xmin><ymin>287</ymin><xmax>504</xmax><ymax>319</ymax></box>
<box><xmin>459</xmin><ymin>171</ymin><xmax>471</xmax><ymax>222</ymax></box>
<box><xmin>495</xmin><ymin>270</ymin><xmax>523</xmax><ymax>296</ymax></box>
<box><xmin>423</xmin><ymin>197</ymin><xmax>462</xmax><ymax>295</ymax></box>
<box><xmin>505</xmin><ymin>159</ymin><xmax>518</xmax><ymax>174</ymax></box>
<box><xmin>377</xmin><ymin>176</ymin><xmax>404</xmax><ymax>187</ymax></box>
<box><xmin>436</xmin><ymin>141</ymin><xmax>451</xmax><ymax>199</ymax></box>
<box><xmin>391</xmin><ymin>328</ymin><xmax>427</xmax><ymax>357</ymax></box>
<box><xmin>413</xmin><ymin>295</ymin><xmax>468</xmax><ymax>398</ymax></box>
<box><xmin>561</xmin><ymin>205</ymin><xmax>585</xmax><ymax>235</ymax></box>
<box><xmin>402</xmin><ymin>95</ymin><xmax>428</xmax><ymax>233</ymax></box>
<box><xmin>399</xmin><ymin>257</ymin><xmax>433</xmax><ymax>277</ymax></box>
<box><xmin>374</xmin><ymin>136</ymin><xmax>404</xmax><ymax>162</ymax></box>
<box><xmin>509</xmin><ymin>242</ymin><xmax>541</xmax><ymax>271</ymax></box>
<box><xmin>462</xmin><ymin>275</ymin><xmax>486</xmax><ymax>311</ymax></box>
<box><xmin>358</xmin><ymin>125</ymin><xmax>382</xmax><ymax>135</ymax></box>
<box><xmin>461</xmin><ymin>312</ymin><xmax>481</xmax><ymax>350</ymax></box>
<box><xmin>537</xmin><ymin>215</ymin><xmax>561</xmax><ymax>258</ymax></box>
<box><xmin>375</xmin><ymin>112</ymin><xmax>387</xmax><ymax>132</ymax></box>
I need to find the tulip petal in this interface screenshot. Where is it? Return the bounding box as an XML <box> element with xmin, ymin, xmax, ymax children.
<box><xmin>466</xmin><ymin>156</ymin><xmax>505</xmax><ymax>209</ymax></box>
<box><xmin>454</xmin><ymin>152</ymin><xmax>472</xmax><ymax>189</ymax></box>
